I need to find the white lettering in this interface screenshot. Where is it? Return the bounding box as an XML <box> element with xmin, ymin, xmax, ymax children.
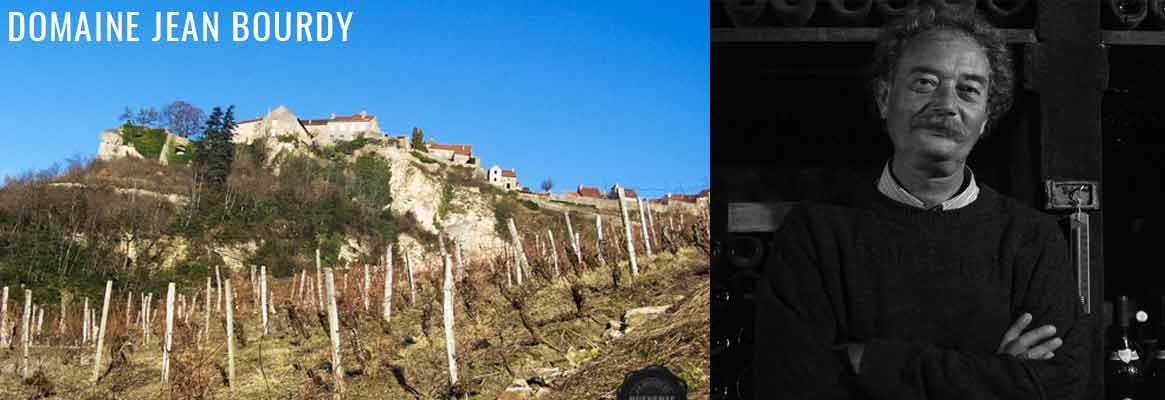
<box><xmin>232</xmin><ymin>12</ymin><xmax>248</xmax><ymax>41</ymax></box>
<box><xmin>316</xmin><ymin>12</ymin><xmax>332</xmax><ymax>42</ymax></box>
<box><xmin>252</xmin><ymin>12</ymin><xmax>268</xmax><ymax>41</ymax></box>
<box><xmin>297</xmin><ymin>12</ymin><xmax>311</xmax><ymax>42</ymax></box>
<box><xmin>151</xmin><ymin>11</ymin><xmax>161</xmax><ymax>41</ymax></box>
<box><xmin>166</xmin><ymin>11</ymin><xmax>180</xmax><ymax>42</ymax></box>
<box><xmin>126</xmin><ymin>12</ymin><xmax>139</xmax><ymax>42</ymax></box>
<box><xmin>203</xmin><ymin>12</ymin><xmax>218</xmax><ymax>42</ymax></box>
<box><xmin>94</xmin><ymin>11</ymin><xmax>101</xmax><ymax>41</ymax></box>
<box><xmin>50</xmin><ymin>12</ymin><xmax>70</xmax><ymax>42</ymax></box>
<box><xmin>337</xmin><ymin>12</ymin><xmax>352</xmax><ymax>42</ymax></box>
<box><xmin>274</xmin><ymin>11</ymin><xmax>290</xmax><ymax>41</ymax></box>
<box><xmin>181</xmin><ymin>12</ymin><xmax>197</xmax><ymax>41</ymax></box>
<box><xmin>74</xmin><ymin>12</ymin><xmax>90</xmax><ymax>42</ymax></box>
<box><xmin>8</xmin><ymin>12</ymin><xmax>23</xmax><ymax>42</ymax></box>
<box><xmin>107</xmin><ymin>12</ymin><xmax>123</xmax><ymax>42</ymax></box>
<box><xmin>28</xmin><ymin>12</ymin><xmax>46</xmax><ymax>42</ymax></box>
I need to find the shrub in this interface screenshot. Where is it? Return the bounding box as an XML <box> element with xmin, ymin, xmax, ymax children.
<box><xmin>334</xmin><ymin>137</ymin><xmax>382</xmax><ymax>156</ymax></box>
<box><xmin>411</xmin><ymin>151</ymin><xmax>437</xmax><ymax>164</ymax></box>
<box><xmin>494</xmin><ymin>201</ymin><xmax>515</xmax><ymax>242</ymax></box>
<box><xmin>121</xmin><ymin>123</ymin><xmax>168</xmax><ymax>160</ymax></box>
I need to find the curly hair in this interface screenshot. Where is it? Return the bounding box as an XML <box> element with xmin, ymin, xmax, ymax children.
<box><xmin>868</xmin><ymin>6</ymin><xmax>1015</xmax><ymax>132</ymax></box>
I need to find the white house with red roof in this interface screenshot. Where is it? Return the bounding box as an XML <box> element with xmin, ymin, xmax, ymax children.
<box><xmin>488</xmin><ymin>165</ymin><xmax>519</xmax><ymax>191</ymax></box>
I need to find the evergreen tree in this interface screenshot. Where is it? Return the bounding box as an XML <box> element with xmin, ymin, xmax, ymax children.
<box><xmin>192</xmin><ymin>106</ymin><xmax>236</xmax><ymax>190</ymax></box>
<box><xmin>411</xmin><ymin>127</ymin><xmax>427</xmax><ymax>152</ymax></box>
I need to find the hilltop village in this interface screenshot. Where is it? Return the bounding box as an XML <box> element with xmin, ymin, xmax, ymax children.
<box><xmin>97</xmin><ymin>105</ymin><xmax>710</xmax><ymax>209</ymax></box>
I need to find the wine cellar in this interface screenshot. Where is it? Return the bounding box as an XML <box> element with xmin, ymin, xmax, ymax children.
<box><xmin>711</xmin><ymin>0</ymin><xmax>1165</xmax><ymax>398</ymax></box>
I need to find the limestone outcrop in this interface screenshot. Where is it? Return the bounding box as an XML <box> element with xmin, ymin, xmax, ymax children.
<box><xmin>97</xmin><ymin>128</ymin><xmax>143</xmax><ymax>161</ymax></box>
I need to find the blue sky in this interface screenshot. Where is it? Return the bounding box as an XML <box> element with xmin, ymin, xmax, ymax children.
<box><xmin>0</xmin><ymin>1</ymin><xmax>709</xmax><ymax>197</ymax></box>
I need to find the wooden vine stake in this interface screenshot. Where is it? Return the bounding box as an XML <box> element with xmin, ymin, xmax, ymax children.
<box><xmin>547</xmin><ymin>229</ymin><xmax>560</xmax><ymax>278</ymax></box>
<box><xmin>298</xmin><ymin>270</ymin><xmax>307</xmax><ymax>306</ymax></box>
<box><xmin>325</xmin><ymin>268</ymin><xmax>344</xmax><ymax>398</ymax></box>
<box><xmin>250</xmin><ymin>266</ymin><xmax>257</xmax><ymax>313</ymax></box>
<box><xmin>125</xmin><ymin>291</ymin><xmax>133</xmax><ymax>337</ymax></box>
<box><xmin>637</xmin><ymin>197</ymin><xmax>653</xmax><ymax>258</ymax></box>
<box><xmin>162</xmin><ymin>282</ymin><xmax>175</xmax><ymax>384</ymax></box>
<box><xmin>224</xmin><ymin>279</ymin><xmax>236</xmax><ymax>390</ymax></box>
<box><xmin>203</xmin><ymin>277</ymin><xmax>212</xmax><ymax>343</ymax></box>
<box><xmin>20</xmin><ymin>289</ymin><xmax>31</xmax><ymax>379</ymax></box>
<box><xmin>645</xmin><ymin>200</ymin><xmax>658</xmax><ymax>248</ymax></box>
<box><xmin>405</xmin><ymin>250</ymin><xmax>416</xmax><ymax>305</ymax></box>
<box><xmin>362</xmin><ymin>264</ymin><xmax>370</xmax><ymax>313</ymax></box>
<box><xmin>83</xmin><ymin>297</ymin><xmax>90</xmax><ymax>344</ymax></box>
<box><xmin>59</xmin><ymin>293</ymin><xmax>67</xmax><ymax>338</ymax></box>
<box><xmin>215</xmin><ymin>265</ymin><xmax>223</xmax><ymax>313</ymax></box>
<box><xmin>383</xmin><ymin>246</ymin><xmax>393</xmax><ymax>323</ymax></box>
<box><xmin>261</xmin><ymin>266</ymin><xmax>269</xmax><ymax>336</ymax></box>
<box><xmin>0</xmin><ymin>286</ymin><xmax>7</xmax><ymax>347</ymax></box>
<box><xmin>507</xmin><ymin>218</ymin><xmax>528</xmax><ymax>285</ymax></box>
<box><xmin>565</xmin><ymin>211</ymin><xmax>582</xmax><ymax>265</ymax></box>
<box><xmin>442</xmin><ymin>254</ymin><xmax>459</xmax><ymax>386</ymax></box>
<box><xmin>316</xmin><ymin>248</ymin><xmax>325</xmax><ymax>311</ymax></box>
<box><xmin>615</xmin><ymin>184</ymin><xmax>640</xmax><ymax>277</ymax></box>
<box><xmin>92</xmin><ymin>280</ymin><xmax>112</xmax><ymax>383</ymax></box>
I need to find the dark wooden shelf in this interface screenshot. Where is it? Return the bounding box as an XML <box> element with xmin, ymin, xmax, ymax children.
<box><xmin>713</xmin><ymin>27</ymin><xmax>1036</xmax><ymax>43</ymax></box>
<box><xmin>1102</xmin><ymin>30</ymin><xmax>1165</xmax><ymax>46</ymax></box>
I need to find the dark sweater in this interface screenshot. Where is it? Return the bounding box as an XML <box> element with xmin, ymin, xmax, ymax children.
<box><xmin>753</xmin><ymin>171</ymin><xmax>1093</xmax><ymax>400</ymax></box>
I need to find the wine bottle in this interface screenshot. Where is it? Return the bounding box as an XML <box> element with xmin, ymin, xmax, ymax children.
<box><xmin>874</xmin><ymin>0</ymin><xmax>919</xmax><ymax>25</ymax></box>
<box><xmin>1104</xmin><ymin>0</ymin><xmax>1149</xmax><ymax>30</ymax></box>
<box><xmin>722</xmin><ymin>0</ymin><xmax>769</xmax><ymax>28</ymax></box>
<box><xmin>826</xmin><ymin>0</ymin><xmax>874</xmax><ymax>26</ymax></box>
<box><xmin>981</xmin><ymin>0</ymin><xmax>1033</xmax><ymax>28</ymax></box>
<box><xmin>770</xmin><ymin>0</ymin><xmax>817</xmax><ymax>27</ymax></box>
<box><xmin>1108</xmin><ymin>296</ymin><xmax>1144</xmax><ymax>400</ymax></box>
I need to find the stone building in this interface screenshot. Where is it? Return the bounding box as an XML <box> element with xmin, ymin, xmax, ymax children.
<box><xmin>233</xmin><ymin>105</ymin><xmax>381</xmax><ymax>148</ymax></box>
<box><xmin>300</xmin><ymin>111</ymin><xmax>380</xmax><ymax>146</ymax></box>
<box><xmin>488</xmin><ymin>165</ymin><xmax>519</xmax><ymax>191</ymax></box>
<box><xmin>428</xmin><ymin>142</ymin><xmax>479</xmax><ymax>166</ymax></box>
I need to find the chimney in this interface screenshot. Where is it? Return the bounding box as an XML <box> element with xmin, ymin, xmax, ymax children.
<box><xmin>330</xmin><ymin>113</ymin><xmax>336</xmax><ymax>119</ymax></box>
<box><xmin>359</xmin><ymin>110</ymin><xmax>367</xmax><ymax>118</ymax></box>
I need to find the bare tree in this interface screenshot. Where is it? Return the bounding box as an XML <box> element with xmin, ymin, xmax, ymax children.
<box><xmin>133</xmin><ymin>107</ymin><xmax>161</xmax><ymax>127</ymax></box>
<box><xmin>162</xmin><ymin>101</ymin><xmax>206</xmax><ymax>138</ymax></box>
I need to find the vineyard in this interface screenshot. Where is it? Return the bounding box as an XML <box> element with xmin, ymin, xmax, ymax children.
<box><xmin>0</xmin><ymin>212</ymin><xmax>710</xmax><ymax>399</ymax></box>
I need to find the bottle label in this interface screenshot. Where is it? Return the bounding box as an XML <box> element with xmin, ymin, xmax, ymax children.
<box><xmin>1109</xmin><ymin>349</ymin><xmax>1140</xmax><ymax>363</ymax></box>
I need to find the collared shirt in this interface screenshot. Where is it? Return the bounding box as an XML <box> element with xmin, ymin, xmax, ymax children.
<box><xmin>877</xmin><ymin>161</ymin><xmax>979</xmax><ymax>211</ymax></box>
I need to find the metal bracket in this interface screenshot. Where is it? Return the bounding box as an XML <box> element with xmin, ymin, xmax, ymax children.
<box><xmin>1044</xmin><ymin>180</ymin><xmax>1100</xmax><ymax>211</ymax></box>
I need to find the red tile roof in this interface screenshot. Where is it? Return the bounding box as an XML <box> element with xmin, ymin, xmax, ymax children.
<box><xmin>563</xmin><ymin>192</ymin><xmax>580</xmax><ymax>197</ymax></box>
<box><xmin>331</xmin><ymin>113</ymin><xmax>375</xmax><ymax>122</ymax></box>
<box><xmin>299</xmin><ymin>119</ymin><xmax>330</xmax><ymax>126</ymax></box>
<box><xmin>577</xmin><ymin>185</ymin><xmax>602</xmax><ymax>199</ymax></box>
<box><xmin>429</xmin><ymin>143</ymin><xmax>473</xmax><ymax>156</ymax></box>
<box><xmin>608</xmin><ymin>186</ymin><xmax>638</xmax><ymax>199</ymax></box>
<box><xmin>501</xmin><ymin>169</ymin><xmax>517</xmax><ymax>178</ymax></box>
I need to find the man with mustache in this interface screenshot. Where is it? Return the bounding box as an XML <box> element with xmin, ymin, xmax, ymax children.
<box><xmin>753</xmin><ymin>6</ymin><xmax>1092</xmax><ymax>399</ymax></box>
